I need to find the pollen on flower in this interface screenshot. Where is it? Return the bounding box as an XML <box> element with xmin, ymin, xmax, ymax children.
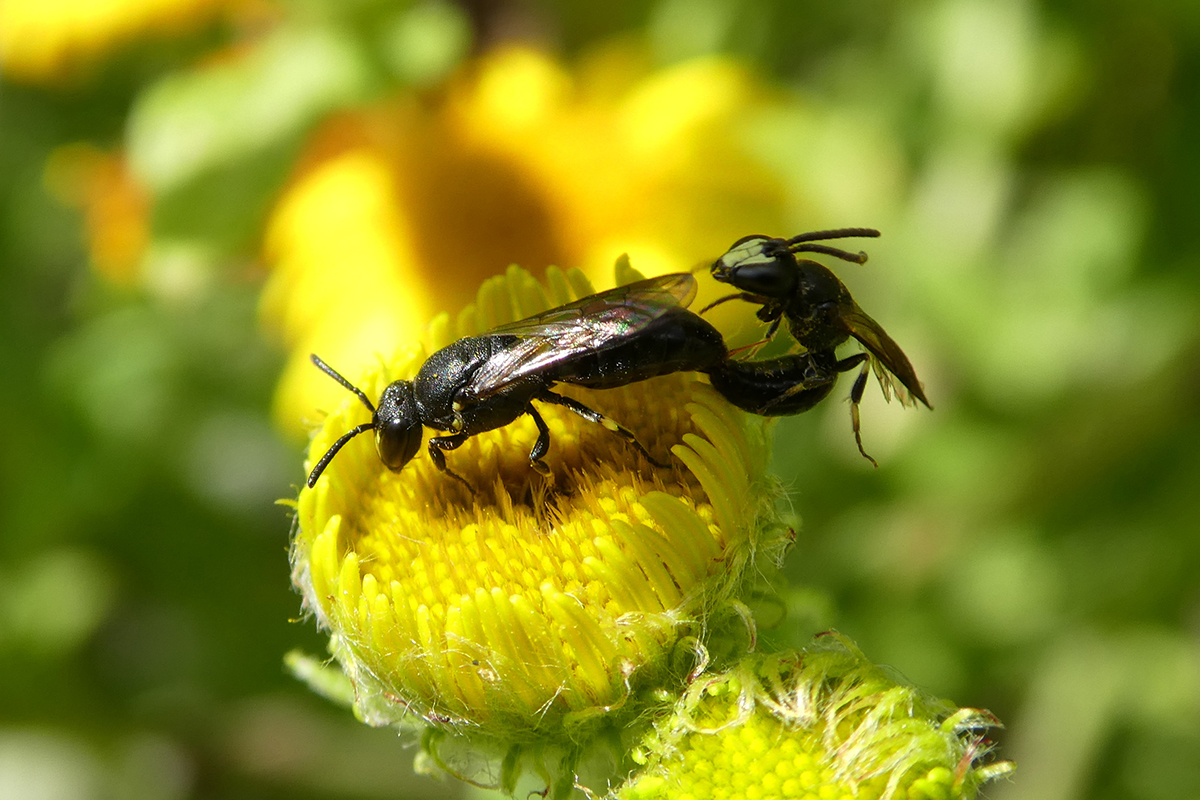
<box><xmin>619</xmin><ymin>637</ymin><xmax>1012</xmax><ymax>800</ymax></box>
<box><xmin>291</xmin><ymin>264</ymin><xmax>787</xmax><ymax>743</ymax></box>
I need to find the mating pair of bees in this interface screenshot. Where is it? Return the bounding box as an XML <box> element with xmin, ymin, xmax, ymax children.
<box><xmin>306</xmin><ymin>228</ymin><xmax>931</xmax><ymax>491</ymax></box>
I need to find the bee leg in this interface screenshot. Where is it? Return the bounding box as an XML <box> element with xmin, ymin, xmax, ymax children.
<box><xmin>757</xmin><ymin>372</ymin><xmax>836</xmax><ymax>413</ymax></box>
<box><xmin>835</xmin><ymin>352</ymin><xmax>869</xmax><ymax>375</ymax></box>
<box><xmin>728</xmin><ymin>315</ymin><xmax>784</xmax><ymax>358</ymax></box>
<box><xmin>727</xmin><ymin>339</ymin><xmax>767</xmax><ymax>358</ymax></box>
<box><xmin>526</xmin><ymin>405</ymin><xmax>554</xmax><ymax>478</ymax></box>
<box><xmin>764</xmin><ymin>313</ymin><xmax>783</xmax><ymax>340</ymax></box>
<box><xmin>537</xmin><ymin>390</ymin><xmax>670</xmax><ymax>469</ymax></box>
<box><xmin>840</xmin><ymin>355</ymin><xmax>878</xmax><ymax>468</ymax></box>
<box><xmin>428</xmin><ymin>433</ymin><xmax>476</xmax><ymax>492</ymax></box>
<box><xmin>699</xmin><ymin>292</ymin><xmax>769</xmax><ymax>315</ymax></box>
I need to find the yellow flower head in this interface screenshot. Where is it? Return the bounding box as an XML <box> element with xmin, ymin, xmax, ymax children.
<box><xmin>621</xmin><ymin>634</ymin><xmax>1013</xmax><ymax>800</ymax></box>
<box><xmin>291</xmin><ymin>263</ymin><xmax>790</xmax><ymax>754</ymax></box>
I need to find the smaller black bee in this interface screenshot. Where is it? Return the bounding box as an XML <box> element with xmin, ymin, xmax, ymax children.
<box><xmin>703</xmin><ymin>228</ymin><xmax>931</xmax><ymax>465</ymax></box>
<box><xmin>306</xmin><ymin>274</ymin><xmax>728</xmax><ymax>490</ymax></box>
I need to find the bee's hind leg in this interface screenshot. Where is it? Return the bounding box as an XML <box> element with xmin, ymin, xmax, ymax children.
<box><xmin>842</xmin><ymin>355</ymin><xmax>878</xmax><ymax>468</ymax></box>
<box><xmin>536</xmin><ymin>390</ymin><xmax>670</xmax><ymax>469</ymax></box>
<box><xmin>525</xmin><ymin>405</ymin><xmax>554</xmax><ymax>478</ymax></box>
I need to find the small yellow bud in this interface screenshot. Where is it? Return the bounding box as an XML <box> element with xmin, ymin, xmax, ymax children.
<box><xmin>620</xmin><ymin>634</ymin><xmax>1013</xmax><ymax>800</ymax></box>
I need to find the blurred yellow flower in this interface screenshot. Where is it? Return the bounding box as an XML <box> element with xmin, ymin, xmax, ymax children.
<box><xmin>291</xmin><ymin>265</ymin><xmax>789</xmax><ymax>760</ymax></box>
<box><xmin>621</xmin><ymin>636</ymin><xmax>1012</xmax><ymax>800</ymax></box>
<box><xmin>261</xmin><ymin>43</ymin><xmax>787</xmax><ymax>436</ymax></box>
<box><xmin>0</xmin><ymin>0</ymin><xmax>244</xmax><ymax>84</ymax></box>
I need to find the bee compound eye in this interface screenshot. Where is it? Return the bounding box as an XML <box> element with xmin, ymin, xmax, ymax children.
<box><xmin>376</xmin><ymin>418</ymin><xmax>423</xmax><ymax>470</ymax></box>
<box><xmin>724</xmin><ymin>258</ymin><xmax>796</xmax><ymax>297</ymax></box>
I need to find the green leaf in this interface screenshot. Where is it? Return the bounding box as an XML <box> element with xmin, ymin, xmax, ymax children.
<box><xmin>128</xmin><ymin>25</ymin><xmax>371</xmax><ymax>193</ymax></box>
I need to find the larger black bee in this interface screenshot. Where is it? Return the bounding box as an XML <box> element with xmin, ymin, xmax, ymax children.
<box><xmin>306</xmin><ymin>274</ymin><xmax>727</xmax><ymax>490</ymax></box>
<box><xmin>703</xmin><ymin>228</ymin><xmax>931</xmax><ymax>465</ymax></box>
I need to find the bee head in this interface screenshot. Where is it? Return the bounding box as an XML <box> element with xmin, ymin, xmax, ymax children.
<box><xmin>711</xmin><ymin>235</ymin><xmax>799</xmax><ymax>300</ymax></box>
<box><xmin>373</xmin><ymin>380</ymin><xmax>423</xmax><ymax>471</ymax></box>
<box><xmin>713</xmin><ymin>228</ymin><xmax>880</xmax><ymax>299</ymax></box>
<box><xmin>306</xmin><ymin>354</ymin><xmax>422</xmax><ymax>488</ymax></box>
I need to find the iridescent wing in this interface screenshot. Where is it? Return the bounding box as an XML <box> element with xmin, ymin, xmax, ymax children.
<box><xmin>838</xmin><ymin>304</ymin><xmax>931</xmax><ymax>409</ymax></box>
<box><xmin>467</xmin><ymin>273</ymin><xmax>697</xmax><ymax>398</ymax></box>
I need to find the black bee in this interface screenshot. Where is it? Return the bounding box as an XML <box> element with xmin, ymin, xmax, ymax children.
<box><xmin>702</xmin><ymin>228</ymin><xmax>931</xmax><ymax>466</ymax></box>
<box><xmin>306</xmin><ymin>273</ymin><xmax>728</xmax><ymax>490</ymax></box>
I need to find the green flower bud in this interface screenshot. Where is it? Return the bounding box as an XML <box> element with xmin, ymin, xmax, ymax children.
<box><xmin>621</xmin><ymin>635</ymin><xmax>1012</xmax><ymax>800</ymax></box>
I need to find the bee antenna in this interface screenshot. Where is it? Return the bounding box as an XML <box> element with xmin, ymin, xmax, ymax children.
<box><xmin>307</xmin><ymin>423</ymin><xmax>376</xmax><ymax>488</ymax></box>
<box><xmin>310</xmin><ymin>354</ymin><xmax>376</xmax><ymax>413</ymax></box>
<box><xmin>790</xmin><ymin>243</ymin><xmax>872</xmax><ymax>264</ymax></box>
<box><xmin>785</xmin><ymin>227</ymin><xmax>881</xmax><ymax>245</ymax></box>
<box><xmin>786</xmin><ymin>229</ymin><xmax>880</xmax><ymax>265</ymax></box>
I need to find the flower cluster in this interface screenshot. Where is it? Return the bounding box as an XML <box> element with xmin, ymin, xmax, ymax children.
<box><xmin>289</xmin><ymin>263</ymin><xmax>1010</xmax><ymax>798</ymax></box>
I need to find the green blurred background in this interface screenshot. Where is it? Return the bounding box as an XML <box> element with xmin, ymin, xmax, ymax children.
<box><xmin>2</xmin><ymin>0</ymin><xmax>1198</xmax><ymax>798</ymax></box>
